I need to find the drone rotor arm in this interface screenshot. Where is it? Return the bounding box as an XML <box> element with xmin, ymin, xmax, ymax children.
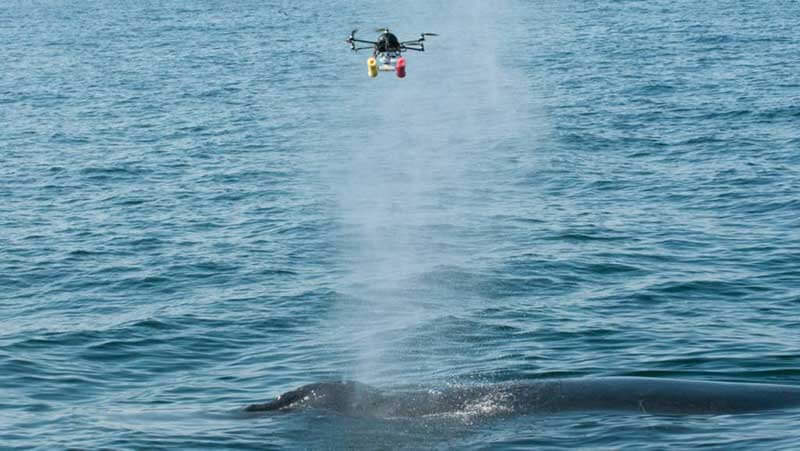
<box><xmin>345</xmin><ymin>32</ymin><xmax>378</xmax><ymax>51</ymax></box>
<box><xmin>400</xmin><ymin>41</ymin><xmax>423</xmax><ymax>51</ymax></box>
<box><xmin>401</xmin><ymin>32</ymin><xmax>435</xmax><ymax>47</ymax></box>
<box><xmin>351</xmin><ymin>45</ymin><xmax>375</xmax><ymax>52</ymax></box>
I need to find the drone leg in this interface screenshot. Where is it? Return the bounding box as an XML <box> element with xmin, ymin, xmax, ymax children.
<box><xmin>367</xmin><ymin>57</ymin><xmax>378</xmax><ymax>78</ymax></box>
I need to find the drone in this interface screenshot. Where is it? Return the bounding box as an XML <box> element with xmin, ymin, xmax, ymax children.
<box><xmin>346</xmin><ymin>28</ymin><xmax>438</xmax><ymax>78</ymax></box>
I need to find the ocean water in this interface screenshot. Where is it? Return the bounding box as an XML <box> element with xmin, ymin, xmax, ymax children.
<box><xmin>2</xmin><ymin>0</ymin><xmax>800</xmax><ymax>449</ymax></box>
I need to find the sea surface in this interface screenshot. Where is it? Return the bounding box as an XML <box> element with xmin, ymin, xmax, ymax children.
<box><xmin>2</xmin><ymin>0</ymin><xmax>800</xmax><ymax>449</ymax></box>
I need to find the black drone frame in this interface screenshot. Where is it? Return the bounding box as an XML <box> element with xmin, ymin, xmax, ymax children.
<box><xmin>346</xmin><ymin>29</ymin><xmax>437</xmax><ymax>53</ymax></box>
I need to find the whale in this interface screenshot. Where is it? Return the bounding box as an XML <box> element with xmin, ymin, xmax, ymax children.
<box><xmin>245</xmin><ymin>377</ymin><xmax>800</xmax><ymax>417</ymax></box>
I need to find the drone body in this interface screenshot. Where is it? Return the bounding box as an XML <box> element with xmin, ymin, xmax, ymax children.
<box><xmin>346</xmin><ymin>28</ymin><xmax>437</xmax><ymax>78</ymax></box>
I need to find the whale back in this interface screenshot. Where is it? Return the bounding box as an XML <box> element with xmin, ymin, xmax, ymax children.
<box><xmin>547</xmin><ymin>377</ymin><xmax>800</xmax><ymax>414</ymax></box>
<box><xmin>245</xmin><ymin>377</ymin><xmax>800</xmax><ymax>416</ymax></box>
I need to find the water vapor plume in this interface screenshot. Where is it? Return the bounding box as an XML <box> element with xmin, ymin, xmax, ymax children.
<box><xmin>325</xmin><ymin>0</ymin><xmax>541</xmax><ymax>386</ymax></box>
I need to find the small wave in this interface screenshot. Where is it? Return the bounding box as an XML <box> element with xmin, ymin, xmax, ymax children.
<box><xmin>689</xmin><ymin>34</ymin><xmax>735</xmax><ymax>45</ymax></box>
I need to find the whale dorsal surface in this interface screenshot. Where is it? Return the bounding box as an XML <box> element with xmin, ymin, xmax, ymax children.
<box><xmin>245</xmin><ymin>377</ymin><xmax>800</xmax><ymax>417</ymax></box>
<box><xmin>244</xmin><ymin>381</ymin><xmax>384</xmax><ymax>414</ymax></box>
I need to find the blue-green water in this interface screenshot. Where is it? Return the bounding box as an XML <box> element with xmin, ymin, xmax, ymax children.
<box><xmin>2</xmin><ymin>0</ymin><xmax>799</xmax><ymax>449</ymax></box>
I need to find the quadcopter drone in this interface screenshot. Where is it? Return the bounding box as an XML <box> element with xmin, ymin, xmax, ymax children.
<box><xmin>346</xmin><ymin>28</ymin><xmax>438</xmax><ymax>78</ymax></box>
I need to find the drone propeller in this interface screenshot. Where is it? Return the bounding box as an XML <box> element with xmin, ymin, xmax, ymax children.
<box><xmin>345</xmin><ymin>29</ymin><xmax>357</xmax><ymax>50</ymax></box>
<box><xmin>412</xmin><ymin>32</ymin><xmax>438</xmax><ymax>43</ymax></box>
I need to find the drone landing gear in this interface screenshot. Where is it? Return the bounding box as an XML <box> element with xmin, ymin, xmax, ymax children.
<box><xmin>396</xmin><ymin>57</ymin><xmax>406</xmax><ymax>78</ymax></box>
<box><xmin>367</xmin><ymin>57</ymin><xmax>378</xmax><ymax>78</ymax></box>
<box><xmin>365</xmin><ymin>55</ymin><xmax>405</xmax><ymax>78</ymax></box>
